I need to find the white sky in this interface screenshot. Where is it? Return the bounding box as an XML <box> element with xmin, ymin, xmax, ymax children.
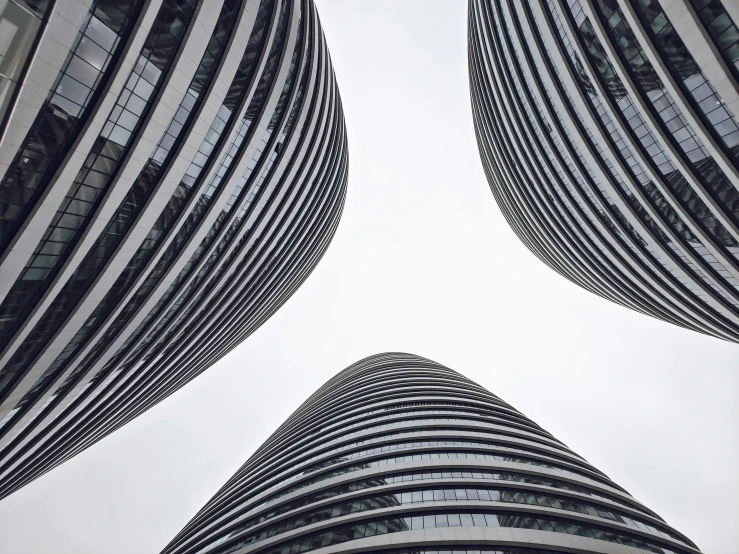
<box><xmin>0</xmin><ymin>1</ymin><xmax>737</xmax><ymax>553</ymax></box>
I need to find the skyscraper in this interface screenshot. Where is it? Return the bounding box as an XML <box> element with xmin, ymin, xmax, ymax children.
<box><xmin>0</xmin><ymin>0</ymin><xmax>347</xmax><ymax>498</ymax></box>
<box><xmin>469</xmin><ymin>0</ymin><xmax>739</xmax><ymax>342</ymax></box>
<box><xmin>160</xmin><ymin>353</ymin><xmax>699</xmax><ymax>554</ymax></box>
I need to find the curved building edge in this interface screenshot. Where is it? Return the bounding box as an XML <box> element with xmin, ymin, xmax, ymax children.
<box><xmin>0</xmin><ymin>0</ymin><xmax>347</xmax><ymax>499</ymax></box>
<box><xmin>158</xmin><ymin>352</ymin><xmax>700</xmax><ymax>554</ymax></box>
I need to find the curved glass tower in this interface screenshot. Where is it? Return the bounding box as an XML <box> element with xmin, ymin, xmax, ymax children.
<box><xmin>0</xmin><ymin>0</ymin><xmax>347</xmax><ymax>498</ymax></box>
<box><xmin>469</xmin><ymin>0</ymin><xmax>739</xmax><ymax>342</ymax></box>
<box><xmin>160</xmin><ymin>353</ymin><xmax>699</xmax><ymax>554</ymax></box>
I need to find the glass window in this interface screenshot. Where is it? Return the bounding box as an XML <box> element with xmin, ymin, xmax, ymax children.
<box><xmin>0</xmin><ymin>0</ymin><xmax>41</xmax><ymax>82</ymax></box>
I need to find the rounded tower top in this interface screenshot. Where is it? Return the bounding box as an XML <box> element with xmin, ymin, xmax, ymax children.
<box><xmin>161</xmin><ymin>353</ymin><xmax>700</xmax><ymax>554</ymax></box>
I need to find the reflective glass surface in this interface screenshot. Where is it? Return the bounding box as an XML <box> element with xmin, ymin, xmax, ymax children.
<box><xmin>484</xmin><ymin>0</ymin><xmax>714</xmax><ymax>314</ymax></box>
<box><xmin>0</xmin><ymin>0</ymin><xmax>348</xmax><ymax>502</ymax></box>
<box><xmin>543</xmin><ymin>0</ymin><xmax>739</xmax><ymax>308</ymax></box>
<box><xmin>258</xmin><ymin>449</ymin><xmax>611</xmax><ymax>508</ymax></box>
<box><xmin>26</xmin><ymin>0</ymin><xmax>281</xmax><ymax>414</ymax></box>
<box><xmin>0</xmin><ymin>0</ymin><xmax>241</xmax><ymax>434</ymax></box>
<box><xmin>157</xmin><ymin>356</ymin><xmax>695</xmax><ymax>554</ymax></box>
<box><xmin>0</xmin><ymin>0</ymin><xmax>141</xmax><ymax>254</ymax></box>
<box><xmin>38</xmin><ymin>0</ymin><xmax>283</xmax><ymax>406</ymax></box>
<box><xmin>230</xmin><ymin>511</ymin><xmax>683</xmax><ymax>554</ymax></box>
<box><xmin>691</xmin><ymin>0</ymin><xmax>739</xmax><ymax>82</ymax></box>
<box><xmin>0</xmin><ymin>0</ymin><xmax>44</xmax><ymax>125</ymax></box>
<box><xmin>0</xmin><ymin>0</ymin><xmax>198</xmax><ymax>413</ymax></box>
<box><xmin>121</xmin><ymin>14</ymin><xmax>306</xmax><ymax>369</ymax></box>
<box><xmin>201</xmin><ymin>486</ymin><xmax>685</xmax><ymax>554</ymax></box>
<box><xmin>634</xmin><ymin>0</ymin><xmax>739</xmax><ymax>162</ymax></box>
<box><xmin>593</xmin><ymin>0</ymin><xmax>739</xmax><ymax>232</ymax></box>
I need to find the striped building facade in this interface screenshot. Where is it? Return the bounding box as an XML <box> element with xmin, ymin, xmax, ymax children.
<box><xmin>0</xmin><ymin>0</ymin><xmax>347</xmax><ymax>498</ymax></box>
<box><xmin>160</xmin><ymin>353</ymin><xmax>699</xmax><ymax>554</ymax></box>
<box><xmin>469</xmin><ymin>0</ymin><xmax>739</xmax><ymax>341</ymax></box>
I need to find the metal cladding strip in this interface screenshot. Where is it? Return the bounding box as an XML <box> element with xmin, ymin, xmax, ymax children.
<box><xmin>0</xmin><ymin>0</ymin><xmax>263</xmax><ymax>450</ymax></box>
<box><xmin>714</xmin><ymin>0</ymin><xmax>739</xmax><ymax>30</ymax></box>
<box><xmin>489</xmin><ymin>0</ymin><xmax>739</xmax><ymax>335</ymax></box>
<box><xmin>0</xmin><ymin>0</ymin><xmax>224</xmax><ymax>417</ymax></box>
<box><xmin>0</xmin><ymin>27</ymin><xmax>336</xmax><ymax>477</ymax></box>
<box><xmin>0</xmin><ymin>0</ymin><xmax>74</xmax><ymax>160</ymax></box>
<box><xmin>0</xmin><ymin>57</ymin><xmax>344</xmax><ymax>500</ymax></box>
<box><xmin>583</xmin><ymin>0</ymin><xmax>739</xmax><ymax>241</ymax></box>
<box><xmin>547</xmin><ymin>0</ymin><xmax>739</xmax><ymax>297</ymax></box>
<box><xmin>669</xmin><ymin>1</ymin><xmax>739</xmax><ymax>116</ymax></box>
<box><xmin>0</xmin><ymin>0</ymin><xmax>269</xmax><ymax>429</ymax></box>
<box><xmin>168</xmin><ymin>365</ymin><xmax>614</xmax><ymax>534</ymax></box>
<box><xmin>0</xmin><ymin>0</ymin><xmax>259</xmax><ymax>449</ymax></box>
<box><xmin>484</xmin><ymin>0</ymin><xmax>718</xmax><ymax>331</ymax></box>
<box><xmin>65</xmin><ymin>63</ymin><xmax>346</xmax><ymax>449</ymax></box>
<box><xmin>471</xmin><ymin>0</ymin><xmax>700</xmax><ymax>324</ymax></box>
<box><xmin>506</xmin><ymin>0</ymin><xmax>736</xmax><ymax>324</ymax></box>
<box><xmin>617</xmin><ymin>0</ymin><xmax>739</xmax><ymax>184</ymax></box>
<box><xmin>531</xmin><ymin>0</ymin><xmax>739</xmax><ymax>329</ymax></box>
<box><xmin>0</xmin><ymin>0</ymin><xmax>162</xmax><ymax>296</ymax></box>
<box><xmin>470</xmin><ymin>0</ymin><xmax>739</xmax><ymax>341</ymax></box>
<box><xmin>0</xmin><ymin>0</ymin><xmax>347</xmax><ymax>500</ymax></box>
<box><xmin>469</xmin><ymin>0</ymin><xmax>701</xmax><ymax>328</ymax></box>
<box><xmin>471</xmin><ymin>0</ymin><xmax>729</xmax><ymax>335</ymax></box>
<box><xmin>503</xmin><ymin>0</ymin><xmax>730</xmax><ymax>325</ymax></box>
<box><xmin>158</xmin><ymin>353</ymin><xmax>700</xmax><ymax>554</ymax></box>
<box><xmin>109</xmin><ymin>29</ymin><xmax>341</xmax><ymax>395</ymax></box>
<box><xmin>0</xmin><ymin>0</ymin><xmax>278</xmax><ymax>445</ymax></box>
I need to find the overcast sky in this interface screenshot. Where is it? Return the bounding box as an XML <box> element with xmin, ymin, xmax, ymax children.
<box><xmin>0</xmin><ymin>1</ymin><xmax>737</xmax><ymax>553</ymax></box>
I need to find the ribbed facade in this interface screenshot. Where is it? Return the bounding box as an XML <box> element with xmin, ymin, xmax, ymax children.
<box><xmin>469</xmin><ymin>0</ymin><xmax>739</xmax><ymax>342</ymax></box>
<box><xmin>0</xmin><ymin>0</ymin><xmax>347</xmax><ymax>498</ymax></box>
<box><xmin>160</xmin><ymin>353</ymin><xmax>699</xmax><ymax>554</ymax></box>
